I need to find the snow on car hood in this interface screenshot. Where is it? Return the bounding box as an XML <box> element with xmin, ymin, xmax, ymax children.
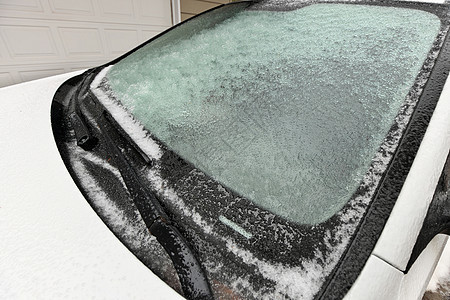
<box><xmin>0</xmin><ymin>73</ymin><xmax>183</xmax><ymax>299</ymax></box>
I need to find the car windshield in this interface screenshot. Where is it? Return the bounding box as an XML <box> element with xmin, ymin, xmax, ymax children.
<box><xmin>102</xmin><ymin>3</ymin><xmax>440</xmax><ymax>224</ymax></box>
<box><xmin>48</xmin><ymin>1</ymin><xmax>449</xmax><ymax>299</ymax></box>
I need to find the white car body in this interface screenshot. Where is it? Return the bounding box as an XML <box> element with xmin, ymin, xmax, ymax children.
<box><xmin>1</xmin><ymin>2</ymin><xmax>450</xmax><ymax>299</ymax></box>
<box><xmin>1</xmin><ymin>67</ymin><xmax>449</xmax><ymax>299</ymax></box>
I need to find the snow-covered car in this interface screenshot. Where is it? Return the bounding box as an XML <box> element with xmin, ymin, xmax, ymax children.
<box><xmin>2</xmin><ymin>0</ymin><xmax>450</xmax><ymax>299</ymax></box>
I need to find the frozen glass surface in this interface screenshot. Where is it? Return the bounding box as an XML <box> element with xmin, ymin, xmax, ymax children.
<box><xmin>106</xmin><ymin>4</ymin><xmax>440</xmax><ymax>224</ymax></box>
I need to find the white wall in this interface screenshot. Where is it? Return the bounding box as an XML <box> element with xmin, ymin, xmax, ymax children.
<box><xmin>180</xmin><ymin>0</ymin><xmax>230</xmax><ymax>21</ymax></box>
<box><xmin>0</xmin><ymin>0</ymin><xmax>174</xmax><ymax>88</ymax></box>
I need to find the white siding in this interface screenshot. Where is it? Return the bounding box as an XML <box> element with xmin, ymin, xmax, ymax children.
<box><xmin>0</xmin><ymin>0</ymin><xmax>174</xmax><ymax>87</ymax></box>
<box><xmin>180</xmin><ymin>0</ymin><xmax>231</xmax><ymax>21</ymax></box>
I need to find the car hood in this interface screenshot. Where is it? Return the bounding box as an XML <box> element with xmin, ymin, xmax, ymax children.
<box><xmin>0</xmin><ymin>72</ymin><xmax>183</xmax><ymax>299</ymax></box>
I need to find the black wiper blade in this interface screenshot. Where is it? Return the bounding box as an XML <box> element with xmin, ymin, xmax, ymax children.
<box><xmin>96</xmin><ymin>111</ymin><xmax>168</xmax><ymax>224</ymax></box>
<box><xmin>98</xmin><ymin>113</ymin><xmax>213</xmax><ymax>300</ymax></box>
<box><xmin>70</xmin><ymin>75</ymin><xmax>213</xmax><ymax>300</ymax></box>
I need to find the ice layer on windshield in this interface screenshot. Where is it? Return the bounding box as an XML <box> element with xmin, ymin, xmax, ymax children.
<box><xmin>106</xmin><ymin>4</ymin><xmax>440</xmax><ymax>224</ymax></box>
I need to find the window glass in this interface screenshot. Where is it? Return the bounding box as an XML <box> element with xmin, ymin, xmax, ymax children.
<box><xmin>105</xmin><ymin>4</ymin><xmax>440</xmax><ymax>224</ymax></box>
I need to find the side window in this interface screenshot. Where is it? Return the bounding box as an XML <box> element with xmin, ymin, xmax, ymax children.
<box><xmin>407</xmin><ymin>152</ymin><xmax>450</xmax><ymax>270</ymax></box>
<box><xmin>433</xmin><ymin>152</ymin><xmax>450</xmax><ymax>231</ymax></box>
<box><xmin>439</xmin><ymin>153</ymin><xmax>450</xmax><ymax>230</ymax></box>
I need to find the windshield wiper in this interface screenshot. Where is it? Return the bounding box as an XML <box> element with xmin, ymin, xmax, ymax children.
<box><xmin>69</xmin><ymin>70</ymin><xmax>213</xmax><ymax>300</ymax></box>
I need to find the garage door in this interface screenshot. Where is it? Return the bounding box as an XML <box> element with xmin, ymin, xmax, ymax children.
<box><xmin>0</xmin><ymin>0</ymin><xmax>174</xmax><ymax>88</ymax></box>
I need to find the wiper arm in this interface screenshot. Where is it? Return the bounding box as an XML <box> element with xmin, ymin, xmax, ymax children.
<box><xmin>97</xmin><ymin>113</ymin><xmax>213</xmax><ymax>300</ymax></box>
<box><xmin>67</xmin><ymin>72</ymin><xmax>98</xmax><ymax>150</ymax></box>
<box><xmin>69</xmin><ymin>74</ymin><xmax>213</xmax><ymax>300</ymax></box>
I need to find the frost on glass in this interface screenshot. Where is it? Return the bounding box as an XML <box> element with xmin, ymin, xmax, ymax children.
<box><xmin>106</xmin><ymin>4</ymin><xmax>440</xmax><ymax>224</ymax></box>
